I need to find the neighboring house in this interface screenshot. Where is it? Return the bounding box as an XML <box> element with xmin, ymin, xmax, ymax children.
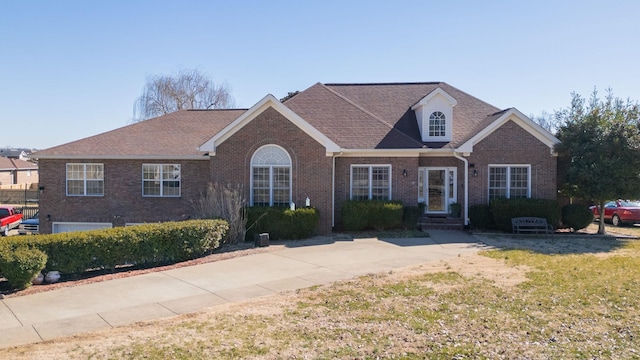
<box><xmin>0</xmin><ymin>156</ymin><xmax>39</xmax><ymax>188</ymax></box>
<box><xmin>0</xmin><ymin>148</ymin><xmax>32</xmax><ymax>161</ymax></box>
<box><xmin>31</xmin><ymin>82</ymin><xmax>559</xmax><ymax>234</ymax></box>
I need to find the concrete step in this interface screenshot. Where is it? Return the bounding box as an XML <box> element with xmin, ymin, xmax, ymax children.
<box><xmin>419</xmin><ymin>216</ymin><xmax>464</xmax><ymax>231</ymax></box>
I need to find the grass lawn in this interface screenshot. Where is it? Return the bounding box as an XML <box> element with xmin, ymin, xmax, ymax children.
<box><xmin>4</xmin><ymin>230</ymin><xmax>640</xmax><ymax>359</ymax></box>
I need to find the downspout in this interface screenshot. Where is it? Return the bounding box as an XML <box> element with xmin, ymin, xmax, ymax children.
<box><xmin>453</xmin><ymin>152</ymin><xmax>469</xmax><ymax>226</ymax></box>
<box><xmin>331</xmin><ymin>151</ymin><xmax>343</xmax><ymax>228</ymax></box>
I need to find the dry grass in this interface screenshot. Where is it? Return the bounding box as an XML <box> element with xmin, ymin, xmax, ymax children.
<box><xmin>3</xmin><ymin>230</ymin><xmax>640</xmax><ymax>359</ymax></box>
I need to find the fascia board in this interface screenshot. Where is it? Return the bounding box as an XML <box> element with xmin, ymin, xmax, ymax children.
<box><xmin>199</xmin><ymin>94</ymin><xmax>341</xmax><ymax>155</ymax></box>
<box><xmin>30</xmin><ymin>155</ymin><xmax>210</xmax><ymax>160</ymax></box>
<box><xmin>457</xmin><ymin>108</ymin><xmax>560</xmax><ymax>153</ymax></box>
<box><xmin>338</xmin><ymin>148</ymin><xmax>455</xmax><ymax>158</ymax></box>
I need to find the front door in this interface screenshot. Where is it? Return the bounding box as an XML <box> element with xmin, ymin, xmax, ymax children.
<box><xmin>418</xmin><ymin>167</ymin><xmax>457</xmax><ymax>214</ymax></box>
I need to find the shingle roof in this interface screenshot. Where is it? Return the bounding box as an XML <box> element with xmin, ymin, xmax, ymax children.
<box><xmin>0</xmin><ymin>156</ymin><xmax>37</xmax><ymax>170</ymax></box>
<box><xmin>284</xmin><ymin>82</ymin><xmax>501</xmax><ymax>149</ymax></box>
<box><xmin>33</xmin><ymin>109</ymin><xmax>246</xmax><ymax>158</ymax></box>
<box><xmin>34</xmin><ymin>82</ymin><xmax>508</xmax><ymax>157</ymax></box>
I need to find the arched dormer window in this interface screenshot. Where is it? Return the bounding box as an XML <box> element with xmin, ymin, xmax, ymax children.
<box><xmin>250</xmin><ymin>145</ymin><xmax>292</xmax><ymax>207</ymax></box>
<box><xmin>411</xmin><ymin>88</ymin><xmax>457</xmax><ymax>142</ymax></box>
<box><xmin>429</xmin><ymin>111</ymin><xmax>446</xmax><ymax>137</ymax></box>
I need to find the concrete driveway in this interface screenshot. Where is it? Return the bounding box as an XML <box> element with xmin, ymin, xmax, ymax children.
<box><xmin>0</xmin><ymin>230</ymin><xmax>487</xmax><ymax>348</ymax></box>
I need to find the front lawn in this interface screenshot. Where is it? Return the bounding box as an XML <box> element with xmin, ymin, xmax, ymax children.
<box><xmin>6</xmin><ymin>235</ymin><xmax>640</xmax><ymax>359</ymax></box>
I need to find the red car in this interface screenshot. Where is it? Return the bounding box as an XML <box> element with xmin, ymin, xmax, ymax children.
<box><xmin>591</xmin><ymin>200</ymin><xmax>640</xmax><ymax>227</ymax></box>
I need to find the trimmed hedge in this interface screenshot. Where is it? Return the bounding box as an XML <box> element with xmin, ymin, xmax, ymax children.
<box><xmin>341</xmin><ymin>200</ymin><xmax>404</xmax><ymax>231</ymax></box>
<box><xmin>0</xmin><ymin>219</ymin><xmax>227</xmax><ymax>276</ymax></box>
<box><xmin>0</xmin><ymin>246</ymin><xmax>47</xmax><ymax>290</ymax></box>
<box><xmin>490</xmin><ymin>198</ymin><xmax>560</xmax><ymax>232</ymax></box>
<box><xmin>469</xmin><ymin>204</ymin><xmax>493</xmax><ymax>230</ymax></box>
<box><xmin>246</xmin><ymin>207</ymin><xmax>319</xmax><ymax>241</ymax></box>
<box><xmin>561</xmin><ymin>204</ymin><xmax>594</xmax><ymax>231</ymax></box>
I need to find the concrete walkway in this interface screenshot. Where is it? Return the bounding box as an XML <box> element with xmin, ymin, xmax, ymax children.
<box><xmin>0</xmin><ymin>230</ymin><xmax>487</xmax><ymax>348</ymax></box>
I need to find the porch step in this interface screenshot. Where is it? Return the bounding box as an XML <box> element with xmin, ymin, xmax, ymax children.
<box><xmin>419</xmin><ymin>216</ymin><xmax>464</xmax><ymax>231</ymax></box>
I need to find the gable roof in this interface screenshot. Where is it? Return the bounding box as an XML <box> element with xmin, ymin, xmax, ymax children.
<box><xmin>458</xmin><ymin>108</ymin><xmax>560</xmax><ymax>154</ymax></box>
<box><xmin>199</xmin><ymin>94</ymin><xmax>340</xmax><ymax>155</ymax></box>
<box><xmin>32</xmin><ymin>81</ymin><xmax>559</xmax><ymax>159</ymax></box>
<box><xmin>32</xmin><ymin>109</ymin><xmax>246</xmax><ymax>159</ymax></box>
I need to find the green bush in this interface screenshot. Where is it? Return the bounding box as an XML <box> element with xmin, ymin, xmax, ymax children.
<box><xmin>246</xmin><ymin>207</ymin><xmax>319</xmax><ymax>240</ymax></box>
<box><xmin>402</xmin><ymin>206</ymin><xmax>421</xmax><ymax>230</ymax></box>
<box><xmin>341</xmin><ymin>200</ymin><xmax>404</xmax><ymax>231</ymax></box>
<box><xmin>469</xmin><ymin>204</ymin><xmax>493</xmax><ymax>230</ymax></box>
<box><xmin>341</xmin><ymin>201</ymin><xmax>370</xmax><ymax>231</ymax></box>
<box><xmin>490</xmin><ymin>198</ymin><xmax>560</xmax><ymax>232</ymax></box>
<box><xmin>368</xmin><ymin>201</ymin><xmax>404</xmax><ymax>231</ymax></box>
<box><xmin>561</xmin><ymin>204</ymin><xmax>594</xmax><ymax>231</ymax></box>
<box><xmin>0</xmin><ymin>219</ymin><xmax>227</xmax><ymax>276</ymax></box>
<box><xmin>0</xmin><ymin>246</ymin><xmax>47</xmax><ymax>290</ymax></box>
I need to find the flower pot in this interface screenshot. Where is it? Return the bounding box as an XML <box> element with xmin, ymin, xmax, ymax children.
<box><xmin>45</xmin><ymin>271</ymin><xmax>61</xmax><ymax>284</ymax></box>
<box><xmin>32</xmin><ymin>272</ymin><xmax>44</xmax><ymax>285</ymax></box>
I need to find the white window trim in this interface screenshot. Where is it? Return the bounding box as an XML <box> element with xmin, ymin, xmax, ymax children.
<box><xmin>51</xmin><ymin>222</ymin><xmax>112</xmax><ymax>234</ymax></box>
<box><xmin>487</xmin><ymin>164</ymin><xmax>531</xmax><ymax>199</ymax></box>
<box><xmin>349</xmin><ymin>164</ymin><xmax>392</xmax><ymax>200</ymax></box>
<box><xmin>66</xmin><ymin>163</ymin><xmax>104</xmax><ymax>197</ymax></box>
<box><xmin>142</xmin><ymin>164</ymin><xmax>181</xmax><ymax>198</ymax></box>
<box><xmin>250</xmin><ymin>145</ymin><xmax>292</xmax><ymax>206</ymax></box>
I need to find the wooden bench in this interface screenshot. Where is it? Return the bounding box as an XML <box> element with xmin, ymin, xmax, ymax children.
<box><xmin>511</xmin><ymin>217</ymin><xmax>554</xmax><ymax>234</ymax></box>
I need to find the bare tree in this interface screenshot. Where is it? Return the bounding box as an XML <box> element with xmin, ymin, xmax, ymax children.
<box><xmin>132</xmin><ymin>69</ymin><xmax>235</xmax><ymax>122</ymax></box>
<box><xmin>192</xmin><ymin>183</ymin><xmax>247</xmax><ymax>245</ymax></box>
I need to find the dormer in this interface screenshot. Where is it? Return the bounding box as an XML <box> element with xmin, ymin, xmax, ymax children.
<box><xmin>411</xmin><ymin>88</ymin><xmax>457</xmax><ymax>142</ymax></box>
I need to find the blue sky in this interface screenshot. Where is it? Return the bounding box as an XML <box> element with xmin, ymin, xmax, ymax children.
<box><xmin>1</xmin><ymin>0</ymin><xmax>639</xmax><ymax>150</ymax></box>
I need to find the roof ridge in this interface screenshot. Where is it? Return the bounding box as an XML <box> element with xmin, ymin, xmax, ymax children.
<box><xmin>187</xmin><ymin>108</ymin><xmax>249</xmax><ymax>112</ymax></box>
<box><xmin>324</xmin><ymin>81</ymin><xmax>442</xmax><ymax>87</ymax></box>
<box><xmin>319</xmin><ymin>84</ymin><xmax>425</xmax><ymax>148</ymax></box>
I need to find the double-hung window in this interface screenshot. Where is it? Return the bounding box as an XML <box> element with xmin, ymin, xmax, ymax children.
<box><xmin>488</xmin><ymin>165</ymin><xmax>530</xmax><ymax>199</ymax></box>
<box><xmin>350</xmin><ymin>165</ymin><xmax>391</xmax><ymax>200</ymax></box>
<box><xmin>142</xmin><ymin>164</ymin><xmax>181</xmax><ymax>197</ymax></box>
<box><xmin>66</xmin><ymin>163</ymin><xmax>104</xmax><ymax>196</ymax></box>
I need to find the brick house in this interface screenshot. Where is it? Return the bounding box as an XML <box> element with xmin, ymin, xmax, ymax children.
<box><xmin>0</xmin><ymin>156</ymin><xmax>39</xmax><ymax>188</ymax></box>
<box><xmin>32</xmin><ymin>82</ymin><xmax>559</xmax><ymax>234</ymax></box>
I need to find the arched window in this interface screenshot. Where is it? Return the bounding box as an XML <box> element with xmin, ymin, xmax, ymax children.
<box><xmin>251</xmin><ymin>145</ymin><xmax>292</xmax><ymax>206</ymax></box>
<box><xmin>428</xmin><ymin>111</ymin><xmax>446</xmax><ymax>137</ymax></box>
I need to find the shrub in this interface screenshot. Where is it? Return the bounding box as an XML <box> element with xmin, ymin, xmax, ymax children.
<box><xmin>490</xmin><ymin>198</ymin><xmax>560</xmax><ymax>232</ymax></box>
<box><xmin>2</xmin><ymin>219</ymin><xmax>227</xmax><ymax>276</ymax></box>
<box><xmin>0</xmin><ymin>246</ymin><xmax>47</xmax><ymax>290</ymax></box>
<box><xmin>368</xmin><ymin>201</ymin><xmax>404</xmax><ymax>231</ymax></box>
<box><xmin>561</xmin><ymin>204</ymin><xmax>594</xmax><ymax>231</ymax></box>
<box><xmin>341</xmin><ymin>201</ymin><xmax>370</xmax><ymax>231</ymax></box>
<box><xmin>402</xmin><ymin>206</ymin><xmax>421</xmax><ymax>230</ymax></box>
<box><xmin>192</xmin><ymin>183</ymin><xmax>247</xmax><ymax>245</ymax></box>
<box><xmin>341</xmin><ymin>200</ymin><xmax>404</xmax><ymax>231</ymax></box>
<box><xmin>469</xmin><ymin>204</ymin><xmax>493</xmax><ymax>230</ymax></box>
<box><xmin>246</xmin><ymin>207</ymin><xmax>319</xmax><ymax>240</ymax></box>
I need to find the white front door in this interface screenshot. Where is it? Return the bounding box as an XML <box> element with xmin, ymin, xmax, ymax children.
<box><xmin>418</xmin><ymin>167</ymin><xmax>457</xmax><ymax>214</ymax></box>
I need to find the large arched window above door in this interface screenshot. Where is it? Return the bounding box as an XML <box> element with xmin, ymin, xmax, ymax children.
<box><xmin>250</xmin><ymin>145</ymin><xmax>292</xmax><ymax>206</ymax></box>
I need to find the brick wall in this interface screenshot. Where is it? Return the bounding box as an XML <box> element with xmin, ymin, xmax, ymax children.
<box><xmin>38</xmin><ymin>159</ymin><xmax>210</xmax><ymax>234</ymax></box>
<box><xmin>334</xmin><ymin>156</ymin><xmax>419</xmax><ymax>229</ymax></box>
<box><xmin>466</xmin><ymin>120</ymin><xmax>557</xmax><ymax>205</ymax></box>
<box><xmin>210</xmin><ymin>106</ymin><xmax>334</xmax><ymax>234</ymax></box>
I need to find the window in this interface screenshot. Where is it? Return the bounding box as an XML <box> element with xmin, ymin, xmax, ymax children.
<box><xmin>350</xmin><ymin>165</ymin><xmax>391</xmax><ymax>200</ymax></box>
<box><xmin>66</xmin><ymin>163</ymin><xmax>104</xmax><ymax>196</ymax></box>
<box><xmin>251</xmin><ymin>145</ymin><xmax>291</xmax><ymax>206</ymax></box>
<box><xmin>488</xmin><ymin>165</ymin><xmax>530</xmax><ymax>199</ymax></box>
<box><xmin>428</xmin><ymin>111</ymin><xmax>446</xmax><ymax>137</ymax></box>
<box><xmin>142</xmin><ymin>164</ymin><xmax>181</xmax><ymax>197</ymax></box>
